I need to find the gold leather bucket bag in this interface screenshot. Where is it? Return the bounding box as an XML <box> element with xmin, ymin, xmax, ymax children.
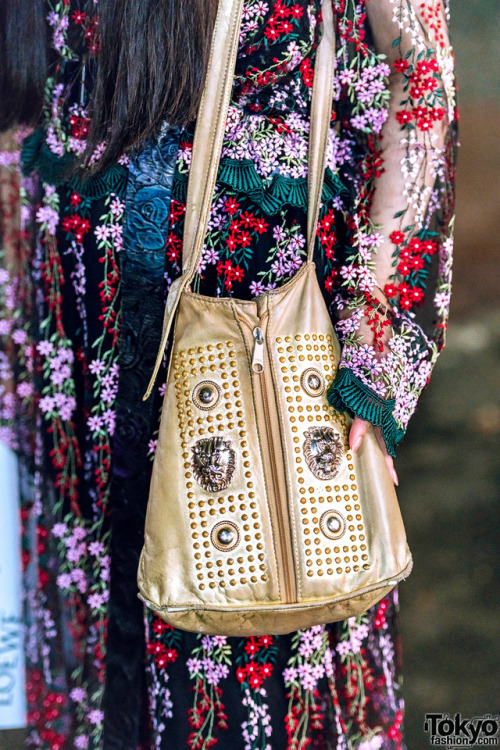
<box><xmin>137</xmin><ymin>0</ymin><xmax>413</xmax><ymax>636</ymax></box>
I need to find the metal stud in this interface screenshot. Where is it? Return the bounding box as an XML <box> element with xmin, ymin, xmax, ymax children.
<box><xmin>327</xmin><ymin>515</ymin><xmax>342</xmax><ymax>534</ymax></box>
<box><xmin>217</xmin><ymin>528</ymin><xmax>234</xmax><ymax>547</ymax></box>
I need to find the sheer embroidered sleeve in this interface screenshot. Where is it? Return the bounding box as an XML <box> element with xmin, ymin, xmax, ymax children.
<box><xmin>327</xmin><ymin>0</ymin><xmax>458</xmax><ymax>456</ymax></box>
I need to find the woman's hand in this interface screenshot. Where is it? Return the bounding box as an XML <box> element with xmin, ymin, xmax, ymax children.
<box><xmin>349</xmin><ymin>416</ymin><xmax>399</xmax><ymax>486</ymax></box>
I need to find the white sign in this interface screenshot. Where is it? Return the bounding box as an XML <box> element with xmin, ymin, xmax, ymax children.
<box><xmin>0</xmin><ymin>442</ymin><xmax>26</xmax><ymax>728</ymax></box>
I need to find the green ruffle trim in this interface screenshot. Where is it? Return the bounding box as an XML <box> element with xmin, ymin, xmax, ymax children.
<box><xmin>172</xmin><ymin>170</ymin><xmax>188</xmax><ymax>203</ymax></box>
<box><xmin>327</xmin><ymin>367</ymin><xmax>405</xmax><ymax>458</ymax></box>
<box><xmin>20</xmin><ymin>128</ymin><xmax>128</xmax><ymax>200</ymax></box>
<box><xmin>171</xmin><ymin>158</ymin><xmax>347</xmax><ymax>214</ymax></box>
<box><xmin>218</xmin><ymin>158</ymin><xmax>263</xmax><ymax>194</ymax></box>
<box><xmin>67</xmin><ymin>165</ymin><xmax>128</xmax><ymax>200</ymax></box>
<box><xmin>21</xmin><ymin>128</ymin><xmax>74</xmax><ymax>184</ymax></box>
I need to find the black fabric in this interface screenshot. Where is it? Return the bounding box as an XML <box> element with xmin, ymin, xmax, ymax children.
<box><xmin>103</xmin><ymin>128</ymin><xmax>181</xmax><ymax>749</ymax></box>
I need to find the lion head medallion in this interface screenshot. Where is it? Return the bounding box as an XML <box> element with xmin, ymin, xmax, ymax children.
<box><xmin>303</xmin><ymin>426</ymin><xmax>344</xmax><ymax>480</ymax></box>
<box><xmin>191</xmin><ymin>437</ymin><xmax>236</xmax><ymax>492</ymax></box>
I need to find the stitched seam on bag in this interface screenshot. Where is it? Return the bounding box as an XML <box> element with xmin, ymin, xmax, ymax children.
<box><xmin>139</xmin><ymin>554</ymin><xmax>414</xmax><ymax>614</ymax></box>
<box><xmin>183</xmin><ymin>291</ymin><xmax>256</xmax><ymax>306</ymax></box>
<box><xmin>267</xmin><ymin>301</ymin><xmax>303</xmax><ymax>601</ymax></box>
<box><xmin>182</xmin><ymin>260</ymin><xmax>314</xmax><ymax>307</ymax></box>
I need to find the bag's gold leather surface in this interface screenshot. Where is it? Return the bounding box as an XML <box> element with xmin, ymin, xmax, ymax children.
<box><xmin>137</xmin><ymin>0</ymin><xmax>413</xmax><ymax>636</ymax></box>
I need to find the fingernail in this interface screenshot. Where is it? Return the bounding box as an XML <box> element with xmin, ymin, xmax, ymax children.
<box><xmin>392</xmin><ymin>469</ymin><xmax>399</xmax><ymax>486</ymax></box>
<box><xmin>351</xmin><ymin>436</ymin><xmax>362</xmax><ymax>452</ymax></box>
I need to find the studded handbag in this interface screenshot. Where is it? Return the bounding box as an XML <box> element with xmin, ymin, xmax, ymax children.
<box><xmin>137</xmin><ymin>0</ymin><xmax>413</xmax><ymax>636</ymax></box>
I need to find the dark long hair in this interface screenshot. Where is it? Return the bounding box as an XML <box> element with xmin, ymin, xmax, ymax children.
<box><xmin>0</xmin><ymin>0</ymin><xmax>217</xmax><ymax>168</ymax></box>
<box><xmin>87</xmin><ymin>0</ymin><xmax>218</xmax><ymax>169</ymax></box>
<box><xmin>0</xmin><ymin>0</ymin><xmax>48</xmax><ymax>131</ymax></box>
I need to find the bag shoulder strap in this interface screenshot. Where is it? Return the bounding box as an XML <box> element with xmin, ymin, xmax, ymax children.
<box><xmin>144</xmin><ymin>0</ymin><xmax>336</xmax><ymax>400</ymax></box>
<box><xmin>308</xmin><ymin>0</ymin><xmax>336</xmax><ymax>257</ymax></box>
<box><xmin>182</xmin><ymin>0</ymin><xmax>246</xmax><ymax>279</ymax></box>
<box><xmin>144</xmin><ymin>0</ymin><xmax>245</xmax><ymax>400</ymax></box>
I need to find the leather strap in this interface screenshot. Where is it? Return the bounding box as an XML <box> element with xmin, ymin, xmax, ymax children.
<box><xmin>144</xmin><ymin>0</ymin><xmax>336</xmax><ymax>400</ymax></box>
<box><xmin>307</xmin><ymin>0</ymin><xmax>336</xmax><ymax>258</ymax></box>
<box><xmin>144</xmin><ymin>0</ymin><xmax>245</xmax><ymax>400</ymax></box>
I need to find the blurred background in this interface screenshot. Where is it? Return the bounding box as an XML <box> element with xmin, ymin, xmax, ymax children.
<box><xmin>1</xmin><ymin>1</ymin><xmax>499</xmax><ymax>748</ymax></box>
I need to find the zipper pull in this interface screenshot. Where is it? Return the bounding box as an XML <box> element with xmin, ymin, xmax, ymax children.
<box><xmin>252</xmin><ymin>327</ymin><xmax>265</xmax><ymax>373</ymax></box>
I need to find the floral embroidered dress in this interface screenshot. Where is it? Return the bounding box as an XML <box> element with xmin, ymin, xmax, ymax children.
<box><xmin>0</xmin><ymin>0</ymin><xmax>457</xmax><ymax>749</ymax></box>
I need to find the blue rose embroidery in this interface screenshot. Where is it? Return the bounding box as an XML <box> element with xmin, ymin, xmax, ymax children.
<box><xmin>129</xmin><ymin>185</ymin><xmax>172</xmax><ymax>251</ymax></box>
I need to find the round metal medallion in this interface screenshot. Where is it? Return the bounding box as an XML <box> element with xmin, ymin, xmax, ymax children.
<box><xmin>320</xmin><ymin>510</ymin><xmax>345</xmax><ymax>540</ymax></box>
<box><xmin>192</xmin><ymin>380</ymin><xmax>221</xmax><ymax>411</ymax></box>
<box><xmin>211</xmin><ymin>521</ymin><xmax>240</xmax><ymax>552</ymax></box>
<box><xmin>300</xmin><ymin>368</ymin><xmax>325</xmax><ymax>398</ymax></box>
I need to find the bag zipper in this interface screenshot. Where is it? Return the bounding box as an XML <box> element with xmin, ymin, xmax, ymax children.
<box><xmin>251</xmin><ymin>327</ymin><xmax>265</xmax><ymax>373</ymax></box>
<box><xmin>252</xmin><ymin>324</ymin><xmax>296</xmax><ymax>604</ymax></box>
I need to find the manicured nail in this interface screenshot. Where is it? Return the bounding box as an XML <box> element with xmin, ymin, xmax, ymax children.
<box><xmin>392</xmin><ymin>469</ymin><xmax>399</xmax><ymax>486</ymax></box>
<box><xmin>351</xmin><ymin>436</ymin><xmax>362</xmax><ymax>452</ymax></box>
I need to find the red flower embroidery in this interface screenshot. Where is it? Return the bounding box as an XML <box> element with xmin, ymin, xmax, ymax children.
<box><xmin>72</xmin><ymin>10</ymin><xmax>86</xmax><ymax>24</ymax></box>
<box><xmin>393</xmin><ymin>58</ymin><xmax>409</xmax><ymax>73</ymax></box>
<box><xmin>225</xmin><ymin>198</ymin><xmax>239</xmax><ymax>215</ymax></box>
<box><xmin>389</xmin><ymin>230</ymin><xmax>405</xmax><ymax>245</ymax></box>
<box><xmin>299</xmin><ymin>58</ymin><xmax>314</xmax><ymax>88</ymax></box>
<box><xmin>396</xmin><ymin>111</ymin><xmax>413</xmax><ymax>126</ymax></box>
